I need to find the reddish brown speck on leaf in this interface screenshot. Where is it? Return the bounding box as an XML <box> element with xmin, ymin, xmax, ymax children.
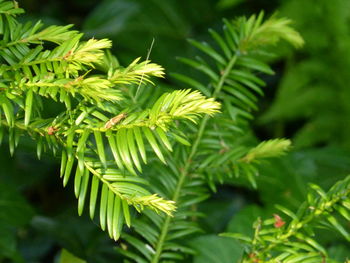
<box><xmin>273</xmin><ymin>214</ymin><xmax>286</xmax><ymax>228</ymax></box>
<box><xmin>47</xmin><ymin>126</ymin><xmax>58</xmax><ymax>135</ymax></box>
<box><xmin>63</xmin><ymin>50</ymin><xmax>72</xmax><ymax>60</ymax></box>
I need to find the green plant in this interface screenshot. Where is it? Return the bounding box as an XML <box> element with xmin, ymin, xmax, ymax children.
<box><xmin>223</xmin><ymin>175</ymin><xmax>350</xmax><ymax>262</ymax></box>
<box><xmin>261</xmin><ymin>0</ymin><xmax>350</xmax><ymax>149</ymax></box>
<box><xmin>0</xmin><ymin>0</ymin><xmax>219</xmax><ymax>241</ymax></box>
<box><xmin>113</xmin><ymin>12</ymin><xmax>304</xmax><ymax>262</ymax></box>
<box><xmin>2</xmin><ymin>1</ymin><xmax>350</xmax><ymax>263</ymax></box>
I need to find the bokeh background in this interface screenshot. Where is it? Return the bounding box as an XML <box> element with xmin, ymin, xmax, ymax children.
<box><xmin>2</xmin><ymin>0</ymin><xmax>350</xmax><ymax>262</ymax></box>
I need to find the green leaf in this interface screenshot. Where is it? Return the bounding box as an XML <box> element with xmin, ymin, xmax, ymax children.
<box><xmin>94</xmin><ymin>131</ymin><xmax>106</xmax><ymax>168</ymax></box>
<box><xmin>143</xmin><ymin>127</ymin><xmax>166</xmax><ymax>164</ymax></box>
<box><xmin>122</xmin><ymin>199</ymin><xmax>131</xmax><ymax>228</ymax></box>
<box><xmin>99</xmin><ymin>184</ymin><xmax>108</xmax><ymax>231</ymax></box>
<box><xmin>0</xmin><ymin>96</ymin><xmax>14</xmax><ymax>126</ymax></box>
<box><xmin>106</xmin><ymin>130</ymin><xmax>125</xmax><ymax>170</ymax></box>
<box><xmin>76</xmin><ymin>130</ymin><xmax>90</xmax><ymax>172</ymax></box>
<box><xmin>107</xmin><ymin>188</ymin><xmax>115</xmax><ymax>237</ymax></box>
<box><xmin>78</xmin><ymin>170</ymin><xmax>90</xmax><ymax>216</ymax></box>
<box><xmin>74</xmin><ymin>164</ymin><xmax>83</xmax><ymax>197</ymax></box>
<box><xmin>156</xmin><ymin>127</ymin><xmax>172</xmax><ymax>151</ymax></box>
<box><xmin>188</xmin><ymin>39</ymin><xmax>226</xmax><ymax>65</ymax></box>
<box><xmin>60</xmin><ymin>150</ymin><xmax>67</xmax><ymax>177</ymax></box>
<box><xmin>133</xmin><ymin>127</ymin><xmax>147</xmax><ymax>164</ymax></box>
<box><xmin>127</xmin><ymin>128</ymin><xmax>142</xmax><ymax>172</ymax></box>
<box><xmin>63</xmin><ymin>155</ymin><xmax>75</xmax><ymax>187</ymax></box>
<box><xmin>112</xmin><ymin>195</ymin><xmax>123</xmax><ymax>240</ymax></box>
<box><xmin>24</xmin><ymin>89</ymin><xmax>33</xmax><ymax>126</ymax></box>
<box><xmin>190</xmin><ymin>235</ymin><xmax>243</xmax><ymax>263</ymax></box>
<box><xmin>117</xmin><ymin>128</ymin><xmax>136</xmax><ymax>175</ymax></box>
<box><xmin>59</xmin><ymin>249</ymin><xmax>86</xmax><ymax>263</ymax></box>
<box><xmin>327</xmin><ymin>215</ymin><xmax>350</xmax><ymax>241</ymax></box>
<box><xmin>89</xmin><ymin>175</ymin><xmax>99</xmax><ymax>219</ymax></box>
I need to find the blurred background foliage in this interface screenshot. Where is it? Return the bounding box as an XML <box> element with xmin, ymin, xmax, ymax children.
<box><xmin>1</xmin><ymin>0</ymin><xmax>350</xmax><ymax>262</ymax></box>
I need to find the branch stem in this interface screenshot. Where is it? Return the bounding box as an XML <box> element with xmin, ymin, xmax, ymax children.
<box><xmin>151</xmin><ymin>54</ymin><xmax>237</xmax><ymax>263</ymax></box>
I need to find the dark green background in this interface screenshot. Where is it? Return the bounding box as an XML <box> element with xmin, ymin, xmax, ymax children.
<box><xmin>1</xmin><ymin>0</ymin><xmax>350</xmax><ymax>262</ymax></box>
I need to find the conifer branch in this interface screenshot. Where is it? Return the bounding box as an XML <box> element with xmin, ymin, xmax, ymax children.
<box><xmin>222</xmin><ymin>175</ymin><xmax>350</xmax><ymax>262</ymax></box>
<box><xmin>147</xmin><ymin>12</ymin><xmax>303</xmax><ymax>263</ymax></box>
<box><xmin>0</xmin><ymin>0</ymin><xmax>220</xmax><ymax>241</ymax></box>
